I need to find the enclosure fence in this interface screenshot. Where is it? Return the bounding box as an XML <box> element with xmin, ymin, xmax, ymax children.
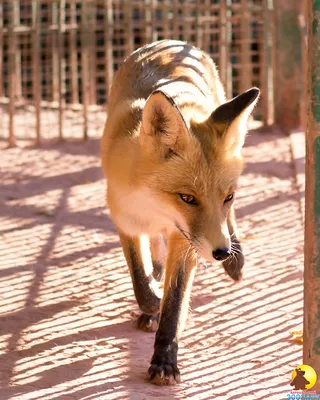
<box><xmin>0</xmin><ymin>0</ymin><xmax>275</xmax><ymax>145</ymax></box>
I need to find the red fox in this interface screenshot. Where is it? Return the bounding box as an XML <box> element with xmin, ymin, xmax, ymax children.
<box><xmin>101</xmin><ymin>40</ymin><xmax>259</xmax><ymax>385</ymax></box>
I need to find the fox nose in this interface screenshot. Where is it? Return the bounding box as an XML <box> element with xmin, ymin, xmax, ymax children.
<box><xmin>212</xmin><ymin>248</ymin><xmax>230</xmax><ymax>261</ymax></box>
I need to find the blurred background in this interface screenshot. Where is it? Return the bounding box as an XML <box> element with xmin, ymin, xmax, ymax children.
<box><xmin>0</xmin><ymin>0</ymin><xmax>304</xmax><ymax>145</ymax></box>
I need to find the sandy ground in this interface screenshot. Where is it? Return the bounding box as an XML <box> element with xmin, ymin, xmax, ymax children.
<box><xmin>0</xmin><ymin>126</ymin><xmax>305</xmax><ymax>400</ymax></box>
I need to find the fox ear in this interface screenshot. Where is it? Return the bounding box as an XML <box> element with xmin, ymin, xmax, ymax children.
<box><xmin>211</xmin><ymin>87</ymin><xmax>260</xmax><ymax>154</ymax></box>
<box><xmin>141</xmin><ymin>90</ymin><xmax>189</xmax><ymax>156</ymax></box>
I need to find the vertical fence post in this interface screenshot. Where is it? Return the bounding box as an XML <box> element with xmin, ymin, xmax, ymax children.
<box><xmin>261</xmin><ymin>0</ymin><xmax>274</xmax><ymax>126</ymax></box>
<box><xmin>52</xmin><ymin>1</ymin><xmax>59</xmax><ymax>103</ymax></box>
<box><xmin>124</xmin><ymin>1</ymin><xmax>133</xmax><ymax>56</ymax></box>
<box><xmin>202</xmin><ymin>0</ymin><xmax>210</xmax><ymax>56</ymax></box>
<box><xmin>299</xmin><ymin>0</ymin><xmax>308</xmax><ymax>132</ymax></box>
<box><xmin>151</xmin><ymin>0</ymin><xmax>156</xmax><ymax>42</ymax></box>
<box><xmin>219</xmin><ymin>0</ymin><xmax>232</xmax><ymax>99</ymax></box>
<box><xmin>303</xmin><ymin>0</ymin><xmax>320</xmax><ymax>389</ymax></box>
<box><xmin>81</xmin><ymin>1</ymin><xmax>89</xmax><ymax>139</ymax></box>
<box><xmin>58</xmin><ymin>0</ymin><xmax>66</xmax><ymax>140</ymax></box>
<box><xmin>146</xmin><ymin>0</ymin><xmax>156</xmax><ymax>43</ymax></box>
<box><xmin>32</xmin><ymin>0</ymin><xmax>41</xmax><ymax>144</ymax></box>
<box><xmin>88</xmin><ymin>2</ymin><xmax>96</xmax><ymax>106</ymax></box>
<box><xmin>14</xmin><ymin>0</ymin><xmax>21</xmax><ymax>99</ymax></box>
<box><xmin>181</xmin><ymin>0</ymin><xmax>188</xmax><ymax>43</ymax></box>
<box><xmin>161</xmin><ymin>0</ymin><xmax>169</xmax><ymax>40</ymax></box>
<box><xmin>0</xmin><ymin>0</ymin><xmax>3</xmax><ymax>99</ymax></box>
<box><xmin>104</xmin><ymin>0</ymin><xmax>113</xmax><ymax>106</ymax></box>
<box><xmin>240</xmin><ymin>0</ymin><xmax>251</xmax><ymax>93</ymax></box>
<box><xmin>195</xmin><ymin>0</ymin><xmax>202</xmax><ymax>48</ymax></box>
<box><xmin>69</xmin><ymin>0</ymin><xmax>79</xmax><ymax>105</ymax></box>
<box><xmin>172</xmin><ymin>0</ymin><xmax>179</xmax><ymax>40</ymax></box>
<box><xmin>8</xmin><ymin>1</ymin><xmax>18</xmax><ymax>147</ymax></box>
<box><xmin>274</xmin><ymin>0</ymin><xmax>302</xmax><ymax>131</ymax></box>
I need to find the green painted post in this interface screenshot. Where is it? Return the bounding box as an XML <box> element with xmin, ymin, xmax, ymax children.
<box><xmin>303</xmin><ymin>0</ymin><xmax>320</xmax><ymax>389</ymax></box>
<box><xmin>274</xmin><ymin>0</ymin><xmax>302</xmax><ymax>131</ymax></box>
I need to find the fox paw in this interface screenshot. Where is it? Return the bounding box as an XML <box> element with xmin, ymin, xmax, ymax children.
<box><xmin>136</xmin><ymin>313</ymin><xmax>159</xmax><ymax>332</ymax></box>
<box><xmin>147</xmin><ymin>363</ymin><xmax>181</xmax><ymax>385</ymax></box>
<box><xmin>222</xmin><ymin>240</ymin><xmax>244</xmax><ymax>281</ymax></box>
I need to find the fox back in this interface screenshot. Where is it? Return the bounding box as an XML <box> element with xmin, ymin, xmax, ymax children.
<box><xmin>101</xmin><ymin>40</ymin><xmax>259</xmax><ymax>261</ymax></box>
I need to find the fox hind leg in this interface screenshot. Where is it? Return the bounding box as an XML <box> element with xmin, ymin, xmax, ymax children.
<box><xmin>118</xmin><ymin>231</ymin><xmax>161</xmax><ymax>332</ymax></box>
<box><xmin>150</xmin><ymin>235</ymin><xmax>166</xmax><ymax>281</ymax></box>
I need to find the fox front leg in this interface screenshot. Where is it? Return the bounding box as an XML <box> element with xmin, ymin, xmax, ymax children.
<box><xmin>147</xmin><ymin>232</ymin><xmax>196</xmax><ymax>385</ymax></box>
<box><xmin>222</xmin><ymin>204</ymin><xmax>244</xmax><ymax>281</ymax></box>
<box><xmin>119</xmin><ymin>231</ymin><xmax>161</xmax><ymax>332</ymax></box>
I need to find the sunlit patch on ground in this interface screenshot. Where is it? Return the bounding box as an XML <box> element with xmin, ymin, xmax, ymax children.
<box><xmin>0</xmin><ymin>129</ymin><xmax>304</xmax><ymax>399</ymax></box>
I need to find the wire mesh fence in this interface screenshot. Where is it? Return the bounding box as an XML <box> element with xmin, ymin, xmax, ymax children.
<box><xmin>0</xmin><ymin>0</ymin><xmax>274</xmax><ymax>145</ymax></box>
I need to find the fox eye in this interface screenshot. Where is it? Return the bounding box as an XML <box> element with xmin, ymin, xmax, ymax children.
<box><xmin>179</xmin><ymin>194</ymin><xmax>197</xmax><ymax>205</ymax></box>
<box><xmin>224</xmin><ymin>193</ymin><xmax>234</xmax><ymax>203</ymax></box>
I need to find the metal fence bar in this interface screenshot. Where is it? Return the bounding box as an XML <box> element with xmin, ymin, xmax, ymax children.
<box><xmin>260</xmin><ymin>0</ymin><xmax>267</xmax><ymax>125</ymax></box>
<box><xmin>58</xmin><ymin>0</ymin><xmax>66</xmax><ymax>139</ymax></box>
<box><xmin>202</xmin><ymin>0</ymin><xmax>210</xmax><ymax>59</ymax></box>
<box><xmin>69</xmin><ymin>0</ymin><xmax>79</xmax><ymax>104</ymax></box>
<box><xmin>0</xmin><ymin>1</ymin><xmax>3</xmax><ymax>98</ymax></box>
<box><xmin>172</xmin><ymin>0</ymin><xmax>179</xmax><ymax>40</ymax></box>
<box><xmin>240</xmin><ymin>0</ymin><xmax>252</xmax><ymax>92</ymax></box>
<box><xmin>124</xmin><ymin>1</ymin><xmax>133</xmax><ymax>56</ymax></box>
<box><xmin>151</xmin><ymin>0</ymin><xmax>156</xmax><ymax>42</ymax></box>
<box><xmin>195</xmin><ymin>0</ymin><xmax>202</xmax><ymax>48</ymax></box>
<box><xmin>304</xmin><ymin>0</ymin><xmax>320</xmax><ymax>389</ymax></box>
<box><xmin>81</xmin><ymin>1</ymin><xmax>89</xmax><ymax>139</ymax></box>
<box><xmin>52</xmin><ymin>1</ymin><xmax>59</xmax><ymax>102</ymax></box>
<box><xmin>261</xmin><ymin>0</ymin><xmax>274</xmax><ymax>125</ymax></box>
<box><xmin>88</xmin><ymin>2</ymin><xmax>96</xmax><ymax>105</ymax></box>
<box><xmin>14</xmin><ymin>0</ymin><xmax>21</xmax><ymax>99</ymax></box>
<box><xmin>299</xmin><ymin>1</ymin><xmax>308</xmax><ymax>131</ymax></box>
<box><xmin>181</xmin><ymin>0</ymin><xmax>188</xmax><ymax>43</ymax></box>
<box><xmin>219</xmin><ymin>0</ymin><xmax>232</xmax><ymax>98</ymax></box>
<box><xmin>8</xmin><ymin>1</ymin><xmax>18</xmax><ymax>147</ymax></box>
<box><xmin>145</xmin><ymin>0</ymin><xmax>156</xmax><ymax>44</ymax></box>
<box><xmin>104</xmin><ymin>0</ymin><xmax>113</xmax><ymax>104</ymax></box>
<box><xmin>161</xmin><ymin>0</ymin><xmax>169</xmax><ymax>40</ymax></box>
<box><xmin>274</xmin><ymin>0</ymin><xmax>302</xmax><ymax>131</ymax></box>
<box><xmin>32</xmin><ymin>0</ymin><xmax>41</xmax><ymax>144</ymax></box>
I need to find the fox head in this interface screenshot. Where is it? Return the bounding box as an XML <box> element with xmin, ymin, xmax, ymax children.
<box><xmin>137</xmin><ymin>88</ymin><xmax>260</xmax><ymax>262</ymax></box>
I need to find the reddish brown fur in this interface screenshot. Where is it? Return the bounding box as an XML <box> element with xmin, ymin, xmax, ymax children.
<box><xmin>100</xmin><ymin>40</ymin><xmax>259</xmax><ymax>385</ymax></box>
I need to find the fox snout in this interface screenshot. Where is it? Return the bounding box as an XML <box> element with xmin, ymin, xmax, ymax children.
<box><xmin>199</xmin><ymin>221</ymin><xmax>232</xmax><ymax>262</ymax></box>
<box><xmin>176</xmin><ymin>215</ymin><xmax>233</xmax><ymax>263</ymax></box>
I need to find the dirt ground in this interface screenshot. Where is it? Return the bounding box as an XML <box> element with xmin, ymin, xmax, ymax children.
<box><xmin>0</xmin><ymin>126</ymin><xmax>305</xmax><ymax>400</ymax></box>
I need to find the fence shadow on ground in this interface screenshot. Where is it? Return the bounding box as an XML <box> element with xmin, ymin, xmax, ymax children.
<box><xmin>0</xmin><ymin>129</ymin><xmax>304</xmax><ymax>399</ymax></box>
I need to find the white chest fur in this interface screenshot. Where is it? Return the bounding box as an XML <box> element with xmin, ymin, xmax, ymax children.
<box><xmin>109</xmin><ymin>186</ymin><xmax>183</xmax><ymax>237</ymax></box>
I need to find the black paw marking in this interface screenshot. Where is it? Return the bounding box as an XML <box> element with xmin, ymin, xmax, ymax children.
<box><xmin>147</xmin><ymin>342</ymin><xmax>180</xmax><ymax>385</ymax></box>
<box><xmin>147</xmin><ymin>363</ymin><xmax>181</xmax><ymax>385</ymax></box>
